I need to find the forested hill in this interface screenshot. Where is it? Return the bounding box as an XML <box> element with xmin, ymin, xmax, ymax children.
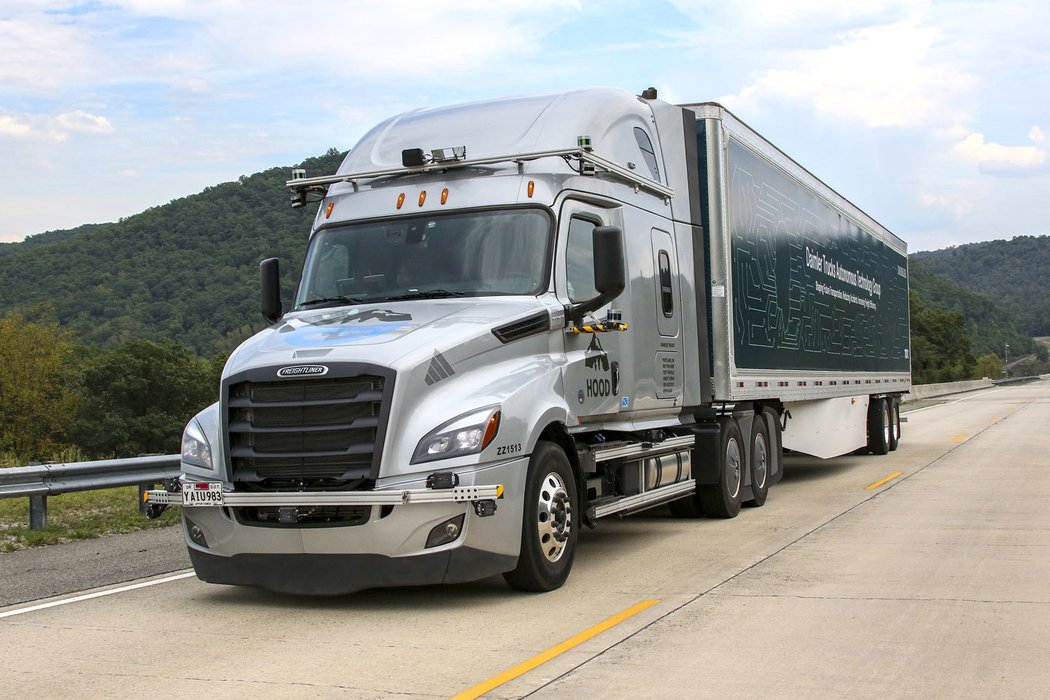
<box><xmin>0</xmin><ymin>150</ymin><xmax>345</xmax><ymax>355</ymax></box>
<box><xmin>911</xmin><ymin>236</ymin><xmax>1050</xmax><ymax>338</ymax></box>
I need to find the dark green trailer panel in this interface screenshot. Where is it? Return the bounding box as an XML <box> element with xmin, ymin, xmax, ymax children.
<box><xmin>686</xmin><ymin>103</ymin><xmax>911</xmax><ymax>403</ymax></box>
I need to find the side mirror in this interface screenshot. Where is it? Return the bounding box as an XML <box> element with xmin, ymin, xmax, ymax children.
<box><xmin>260</xmin><ymin>257</ymin><xmax>283</xmax><ymax>323</ymax></box>
<box><xmin>568</xmin><ymin>226</ymin><xmax>626</xmax><ymax>324</ymax></box>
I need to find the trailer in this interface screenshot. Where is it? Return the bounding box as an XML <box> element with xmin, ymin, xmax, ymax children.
<box><xmin>146</xmin><ymin>87</ymin><xmax>910</xmax><ymax>594</ymax></box>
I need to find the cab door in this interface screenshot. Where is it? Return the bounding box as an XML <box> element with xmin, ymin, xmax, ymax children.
<box><xmin>652</xmin><ymin>227</ymin><xmax>683</xmax><ymax>401</ymax></box>
<box><xmin>556</xmin><ymin>200</ymin><xmax>626</xmax><ymax>420</ymax></box>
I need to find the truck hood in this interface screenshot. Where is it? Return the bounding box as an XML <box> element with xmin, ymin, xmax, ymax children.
<box><xmin>231</xmin><ymin>298</ymin><xmax>549</xmax><ymax>370</ymax></box>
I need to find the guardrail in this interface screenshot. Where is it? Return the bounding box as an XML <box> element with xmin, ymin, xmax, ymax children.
<box><xmin>0</xmin><ymin>455</ymin><xmax>180</xmax><ymax>530</ymax></box>
<box><xmin>992</xmin><ymin>375</ymin><xmax>1043</xmax><ymax>385</ymax></box>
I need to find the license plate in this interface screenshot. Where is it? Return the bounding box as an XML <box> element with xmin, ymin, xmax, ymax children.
<box><xmin>182</xmin><ymin>482</ymin><xmax>224</xmax><ymax>507</ymax></box>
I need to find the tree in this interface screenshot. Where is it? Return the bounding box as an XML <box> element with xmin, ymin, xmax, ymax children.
<box><xmin>0</xmin><ymin>312</ymin><xmax>79</xmax><ymax>461</ymax></box>
<box><xmin>909</xmin><ymin>291</ymin><xmax>975</xmax><ymax>384</ymax></box>
<box><xmin>973</xmin><ymin>353</ymin><xmax>1003</xmax><ymax>379</ymax></box>
<box><xmin>71</xmin><ymin>339</ymin><xmax>217</xmax><ymax>458</ymax></box>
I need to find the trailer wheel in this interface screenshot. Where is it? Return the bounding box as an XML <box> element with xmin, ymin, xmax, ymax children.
<box><xmin>699</xmin><ymin>418</ymin><xmax>743</xmax><ymax>518</ymax></box>
<box><xmin>888</xmin><ymin>398</ymin><xmax>901</xmax><ymax>452</ymax></box>
<box><xmin>867</xmin><ymin>398</ymin><xmax>891</xmax><ymax>455</ymax></box>
<box><xmin>503</xmin><ymin>441</ymin><xmax>578</xmax><ymax>592</ymax></box>
<box><xmin>744</xmin><ymin>415</ymin><xmax>770</xmax><ymax>507</ymax></box>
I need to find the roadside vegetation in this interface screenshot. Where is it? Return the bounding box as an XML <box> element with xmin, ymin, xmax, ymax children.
<box><xmin>0</xmin><ymin>486</ymin><xmax>180</xmax><ymax>552</ymax></box>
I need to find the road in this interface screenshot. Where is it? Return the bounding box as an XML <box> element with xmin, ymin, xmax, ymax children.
<box><xmin>2</xmin><ymin>381</ymin><xmax>1048</xmax><ymax>699</ymax></box>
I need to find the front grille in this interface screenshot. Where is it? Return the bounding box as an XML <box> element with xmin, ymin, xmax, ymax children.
<box><xmin>227</xmin><ymin>374</ymin><xmax>387</xmax><ymax>488</ymax></box>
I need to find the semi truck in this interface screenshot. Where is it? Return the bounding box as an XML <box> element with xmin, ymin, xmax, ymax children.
<box><xmin>145</xmin><ymin>87</ymin><xmax>911</xmax><ymax>594</ymax></box>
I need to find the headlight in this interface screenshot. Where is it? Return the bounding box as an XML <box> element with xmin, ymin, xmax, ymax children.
<box><xmin>412</xmin><ymin>406</ymin><xmax>501</xmax><ymax>464</ymax></box>
<box><xmin>181</xmin><ymin>419</ymin><xmax>214</xmax><ymax>470</ymax></box>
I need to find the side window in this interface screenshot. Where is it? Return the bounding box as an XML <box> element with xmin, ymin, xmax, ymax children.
<box><xmin>658</xmin><ymin>250</ymin><xmax>673</xmax><ymax>317</ymax></box>
<box><xmin>633</xmin><ymin>127</ymin><xmax>661</xmax><ymax>181</ymax></box>
<box><xmin>566</xmin><ymin>217</ymin><xmax>598</xmax><ymax>303</ymax></box>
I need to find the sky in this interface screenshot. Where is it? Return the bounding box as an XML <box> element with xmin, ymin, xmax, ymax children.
<box><xmin>1</xmin><ymin>0</ymin><xmax>1048</xmax><ymax>251</ymax></box>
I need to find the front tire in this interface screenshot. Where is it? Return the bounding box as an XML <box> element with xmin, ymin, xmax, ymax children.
<box><xmin>503</xmin><ymin>441</ymin><xmax>578</xmax><ymax>592</ymax></box>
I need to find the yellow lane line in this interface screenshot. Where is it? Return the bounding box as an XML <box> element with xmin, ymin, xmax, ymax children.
<box><xmin>950</xmin><ymin>434</ymin><xmax>968</xmax><ymax>443</ymax></box>
<box><xmin>865</xmin><ymin>471</ymin><xmax>903</xmax><ymax>490</ymax></box>
<box><xmin>450</xmin><ymin>598</ymin><xmax>660</xmax><ymax>700</ymax></box>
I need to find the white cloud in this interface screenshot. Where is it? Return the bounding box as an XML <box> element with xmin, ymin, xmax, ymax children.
<box><xmin>0</xmin><ymin>1</ymin><xmax>582</xmax><ymax>96</ymax></box>
<box><xmin>952</xmin><ymin>131</ymin><xmax>1047</xmax><ymax>174</ymax></box>
<box><xmin>55</xmin><ymin>111</ymin><xmax>115</xmax><ymax>135</ymax></box>
<box><xmin>1031</xmin><ymin>126</ymin><xmax>1046</xmax><ymax>144</ymax></box>
<box><xmin>0</xmin><ymin>115</ymin><xmax>31</xmax><ymax>137</ymax></box>
<box><xmin>0</xmin><ymin>111</ymin><xmax>115</xmax><ymax>141</ymax></box>
<box><xmin>0</xmin><ymin>13</ymin><xmax>111</xmax><ymax>93</ymax></box>
<box><xmin>920</xmin><ymin>191</ymin><xmax>974</xmax><ymax>217</ymax></box>
<box><xmin>720</xmin><ymin>18</ymin><xmax>974</xmax><ymax>128</ymax></box>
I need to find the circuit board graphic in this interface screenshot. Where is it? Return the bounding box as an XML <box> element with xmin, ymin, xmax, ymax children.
<box><xmin>727</xmin><ymin>140</ymin><xmax>910</xmax><ymax>373</ymax></box>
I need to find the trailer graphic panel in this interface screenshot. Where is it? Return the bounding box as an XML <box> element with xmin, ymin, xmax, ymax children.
<box><xmin>727</xmin><ymin>140</ymin><xmax>910</xmax><ymax>373</ymax></box>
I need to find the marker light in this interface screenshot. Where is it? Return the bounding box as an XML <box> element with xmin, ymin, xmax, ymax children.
<box><xmin>396</xmin><ymin>193</ymin><xmax>406</xmax><ymax>209</ymax></box>
<box><xmin>325</xmin><ymin>202</ymin><xmax>334</xmax><ymax>219</ymax></box>
<box><xmin>441</xmin><ymin>188</ymin><xmax>449</xmax><ymax>205</ymax></box>
<box><xmin>418</xmin><ymin>190</ymin><xmax>427</xmax><ymax>207</ymax></box>
<box><xmin>527</xmin><ymin>180</ymin><xmax>535</xmax><ymax>198</ymax></box>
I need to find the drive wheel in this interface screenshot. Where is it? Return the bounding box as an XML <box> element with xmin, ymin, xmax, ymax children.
<box><xmin>698</xmin><ymin>418</ymin><xmax>743</xmax><ymax>519</ymax></box>
<box><xmin>888</xmin><ymin>398</ymin><xmax>901</xmax><ymax>452</ymax></box>
<box><xmin>867</xmin><ymin>397</ymin><xmax>890</xmax><ymax>455</ymax></box>
<box><xmin>744</xmin><ymin>415</ymin><xmax>770</xmax><ymax>507</ymax></box>
<box><xmin>503</xmin><ymin>441</ymin><xmax>578</xmax><ymax>592</ymax></box>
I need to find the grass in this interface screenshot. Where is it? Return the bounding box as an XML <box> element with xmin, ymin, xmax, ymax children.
<box><xmin>0</xmin><ymin>484</ymin><xmax>180</xmax><ymax>552</ymax></box>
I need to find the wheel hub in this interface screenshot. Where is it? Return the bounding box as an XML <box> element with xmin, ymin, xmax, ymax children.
<box><xmin>537</xmin><ymin>472</ymin><xmax>572</xmax><ymax>562</ymax></box>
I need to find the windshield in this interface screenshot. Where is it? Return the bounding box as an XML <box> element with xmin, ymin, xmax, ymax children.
<box><xmin>295</xmin><ymin>209</ymin><xmax>553</xmax><ymax>309</ymax></box>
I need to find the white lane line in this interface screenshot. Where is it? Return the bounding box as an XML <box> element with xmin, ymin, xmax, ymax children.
<box><xmin>0</xmin><ymin>571</ymin><xmax>195</xmax><ymax>619</ymax></box>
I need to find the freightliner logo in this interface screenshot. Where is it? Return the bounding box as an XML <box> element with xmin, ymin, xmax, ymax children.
<box><xmin>276</xmin><ymin>365</ymin><xmax>329</xmax><ymax>378</ymax></box>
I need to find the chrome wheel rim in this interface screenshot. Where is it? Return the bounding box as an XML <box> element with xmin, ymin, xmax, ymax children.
<box><xmin>537</xmin><ymin>471</ymin><xmax>572</xmax><ymax>563</ymax></box>
<box><xmin>726</xmin><ymin>437</ymin><xmax>742</xmax><ymax>498</ymax></box>
<box><xmin>752</xmin><ymin>433</ymin><xmax>768</xmax><ymax>490</ymax></box>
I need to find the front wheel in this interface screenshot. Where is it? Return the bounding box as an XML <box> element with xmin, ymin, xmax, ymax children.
<box><xmin>503</xmin><ymin>441</ymin><xmax>578</xmax><ymax>592</ymax></box>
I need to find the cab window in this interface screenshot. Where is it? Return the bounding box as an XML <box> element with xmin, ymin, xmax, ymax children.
<box><xmin>566</xmin><ymin>217</ymin><xmax>599</xmax><ymax>303</ymax></box>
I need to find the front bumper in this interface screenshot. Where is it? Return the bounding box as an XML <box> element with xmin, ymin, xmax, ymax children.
<box><xmin>150</xmin><ymin>457</ymin><xmax>529</xmax><ymax>594</ymax></box>
<box><xmin>188</xmin><ymin>547</ymin><xmax>517</xmax><ymax>595</ymax></box>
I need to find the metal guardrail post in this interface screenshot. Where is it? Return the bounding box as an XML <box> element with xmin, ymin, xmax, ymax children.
<box><xmin>138</xmin><ymin>483</ymin><xmax>150</xmax><ymax>515</ymax></box>
<box><xmin>29</xmin><ymin>494</ymin><xmax>47</xmax><ymax>530</ymax></box>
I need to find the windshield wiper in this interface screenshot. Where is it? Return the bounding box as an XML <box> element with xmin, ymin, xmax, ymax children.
<box><xmin>383</xmin><ymin>289</ymin><xmax>467</xmax><ymax>301</ymax></box>
<box><xmin>298</xmin><ymin>295</ymin><xmax>368</xmax><ymax>309</ymax></box>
